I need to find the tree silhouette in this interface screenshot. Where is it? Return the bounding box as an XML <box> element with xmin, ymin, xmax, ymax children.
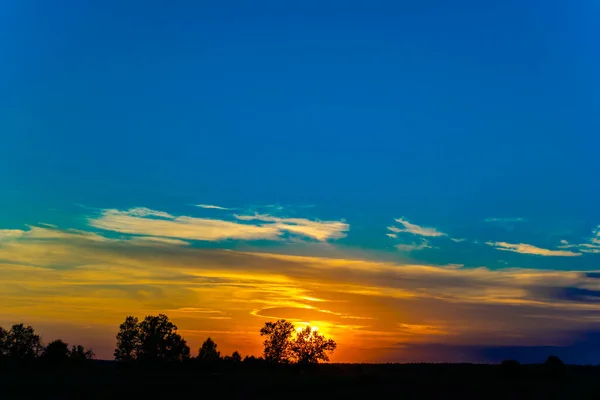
<box><xmin>4</xmin><ymin>324</ymin><xmax>43</xmax><ymax>360</ymax></box>
<box><xmin>43</xmin><ymin>339</ymin><xmax>70</xmax><ymax>363</ymax></box>
<box><xmin>260</xmin><ymin>319</ymin><xmax>294</xmax><ymax>364</ymax></box>
<box><xmin>70</xmin><ymin>345</ymin><xmax>95</xmax><ymax>361</ymax></box>
<box><xmin>231</xmin><ymin>350</ymin><xmax>242</xmax><ymax>363</ymax></box>
<box><xmin>198</xmin><ymin>337</ymin><xmax>220</xmax><ymax>362</ymax></box>
<box><xmin>114</xmin><ymin>316</ymin><xmax>140</xmax><ymax>362</ymax></box>
<box><xmin>291</xmin><ymin>326</ymin><xmax>337</xmax><ymax>364</ymax></box>
<box><xmin>260</xmin><ymin>319</ymin><xmax>295</xmax><ymax>364</ymax></box>
<box><xmin>0</xmin><ymin>326</ymin><xmax>7</xmax><ymax>358</ymax></box>
<box><xmin>137</xmin><ymin>314</ymin><xmax>190</xmax><ymax>362</ymax></box>
<box><xmin>163</xmin><ymin>333</ymin><xmax>190</xmax><ymax>361</ymax></box>
<box><xmin>544</xmin><ymin>355</ymin><xmax>566</xmax><ymax>379</ymax></box>
<box><xmin>114</xmin><ymin>314</ymin><xmax>190</xmax><ymax>362</ymax></box>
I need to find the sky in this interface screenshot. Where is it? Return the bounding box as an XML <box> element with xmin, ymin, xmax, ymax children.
<box><xmin>1</xmin><ymin>0</ymin><xmax>600</xmax><ymax>363</ymax></box>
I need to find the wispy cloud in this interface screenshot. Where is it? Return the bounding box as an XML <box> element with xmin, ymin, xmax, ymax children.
<box><xmin>0</xmin><ymin>229</ymin><xmax>25</xmax><ymax>239</ymax></box>
<box><xmin>167</xmin><ymin>308</ymin><xmax>224</xmax><ymax>314</ymax></box>
<box><xmin>129</xmin><ymin>236</ymin><xmax>190</xmax><ymax>246</ymax></box>
<box><xmin>389</xmin><ymin>218</ymin><xmax>446</xmax><ymax>237</ymax></box>
<box><xmin>558</xmin><ymin>226</ymin><xmax>600</xmax><ymax>254</ymax></box>
<box><xmin>89</xmin><ymin>207</ymin><xmax>348</xmax><ymax>243</ymax></box>
<box><xmin>486</xmin><ymin>241</ymin><xmax>581</xmax><ymax>257</ymax></box>
<box><xmin>395</xmin><ymin>239</ymin><xmax>433</xmax><ymax>252</ymax></box>
<box><xmin>484</xmin><ymin>217</ymin><xmax>525</xmax><ymax>223</ymax></box>
<box><xmin>2</xmin><ymin>224</ymin><xmax>600</xmax><ymax>362</ymax></box>
<box><xmin>234</xmin><ymin>213</ymin><xmax>348</xmax><ymax>241</ymax></box>
<box><xmin>195</xmin><ymin>204</ymin><xmax>232</xmax><ymax>210</ymax></box>
<box><xmin>1</xmin><ymin>226</ymin><xmax>108</xmax><ymax>242</ymax></box>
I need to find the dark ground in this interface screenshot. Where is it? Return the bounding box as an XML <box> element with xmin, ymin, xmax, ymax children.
<box><xmin>2</xmin><ymin>362</ymin><xmax>600</xmax><ymax>399</ymax></box>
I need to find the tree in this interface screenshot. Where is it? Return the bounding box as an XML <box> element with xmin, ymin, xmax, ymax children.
<box><xmin>115</xmin><ymin>316</ymin><xmax>140</xmax><ymax>361</ymax></box>
<box><xmin>164</xmin><ymin>333</ymin><xmax>190</xmax><ymax>361</ymax></box>
<box><xmin>5</xmin><ymin>324</ymin><xmax>43</xmax><ymax>360</ymax></box>
<box><xmin>544</xmin><ymin>355</ymin><xmax>565</xmax><ymax>379</ymax></box>
<box><xmin>137</xmin><ymin>314</ymin><xmax>190</xmax><ymax>362</ymax></box>
<box><xmin>198</xmin><ymin>337</ymin><xmax>220</xmax><ymax>362</ymax></box>
<box><xmin>43</xmin><ymin>339</ymin><xmax>70</xmax><ymax>363</ymax></box>
<box><xmin>0</xmin><ymin>326</ymin><xmax>7</xmax><ymax>358</ymax></box>
<box><xmin>70</xmin><ymin>345</ymin><xmax>95</xmax><ymax>361</ymax></box>
<box><xmin>114</xmin><ymin>314</ymin><xmax>190</xmax><ymax>362</ymax></box>
<box><xmin>231</xmin><ymin>351</ymin><xmax>242</xmax><ymax>363</ymax></box>
<box><xmin>260</xmin><ymin>319</ymin><xmax>295</xmax><ymax>363</ymax></box>
<box><xmin>291</xmin><ymin>326</ymin><xmax>336</xmax><ymax>364</ymax></box>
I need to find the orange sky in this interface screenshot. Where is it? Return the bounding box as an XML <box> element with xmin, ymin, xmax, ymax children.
<box><xmin>1</xmin><ymin>225</ymin><xmax>598</xmax><ymax>362</ymax></box>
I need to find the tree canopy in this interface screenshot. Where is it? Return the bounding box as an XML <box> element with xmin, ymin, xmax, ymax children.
<box><xmin>291</xmin><ymin>326</ymin><xmax>337</xmax><ymax>364</ymax></box>
<box><xmin>3</xmin><ymin>324</ymin><xmax>43</xmax><ymax>360</ymax></box>
<box><xmin>70</xmin><ymin>345</ymin><xmax>95</xmax><ymax>361</ymax></box>
<box><xmin>114</xmin><ymin>316</ymin><xmax>140</xmax><ymax>361</ymax></box>
<box><xmin>43</xmin><ymin>339</ymin><xmax>70</xmax><ymax>362</ymax></box>
<box><xmin>198</xmin><ymin>337</ymin><xmax>220</xmax><ymax>362</ymax></box>
<box><xmin>114</xmin><ymin>314</ymin><xmax>190</xmax><ymax>362</ymax></box>
<box><xmin>260</xmin><ymin>320</ymin><xmax>337</xmax><ymax>364</ymax></box>
<box><xmin>260</xmin><ymin>319</ymin><xmax>296</xmax><ymax>364</ymax></box>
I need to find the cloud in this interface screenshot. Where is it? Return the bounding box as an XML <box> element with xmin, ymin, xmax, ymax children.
<box><xmin>486</xmin><ymin>241</ymin><xmax>581</xmax><ymax>257</ymax></box>
<box><xmin>558</xmin><ymin>226</ymin><xmax>600</xmax><ymax>254</ymax></box>
<box><xmin>89</xmin><ymin>207</ymin><xmax>348</xmax><ymax>243</ymax></box>
<box><xmin>195</xmin><ymin>204</ymin><xmax>232</xmax><ymax>210</ymax></box>
<box><xmin>395</xmin><ymin>239</ymin><xmax>433</xmax><ymax>252</ymax></box>
<box><xmin>125</xmin><ymin>207</ymin><xmax>173</xmax><ymax>219</ymax></box>
<box><xmin>388</xmin><ymin>218</ymin><xmax>446</xmax><ymax>237</ymax></box>
<box><xmin>398</xmin><ymin>323</ymin><xmax>449</xmax><ymax>336</ymax></box>
<box><xmin>1</xmin><ymin>226</ymin><xmax>108</xmax><ymax>242</ymax></box>
<box><xmin>167</xmin><ymin>308</ymin><xmax>224</xmax><ymax>314</ymax></box>
<box><xmin>0</xmin><ymin>229</ymin><xmax>25</xmax><ymax>239</ymax></box>
<box><xmin>387</xmin><ymin>217</ymin><xmax>456</xmax><ymax>250</ymax></box>
<box><xmin>3</xmin><ymin>225</ymin><xmax>600</xmax><ymax>362</ymax></box>
<box><xmin>129</xmin><ymin>236</ymin><xmax>190</xmax><ymax>246</ymax></box>
<box><xmin>484</xmin><ymin>217</ymin><xmax>525</xmax><ymax>223</ymax></box>
<box><xmin>233</xmin><ymin>213</ymin><xmax>349</xmax><ymax>241</ymax></box>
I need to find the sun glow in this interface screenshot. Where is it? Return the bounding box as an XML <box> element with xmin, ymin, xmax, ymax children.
<box><xmin>296</xmin><ymin>323</ymin><xmax>319</xmax><ymax>333</ymax></box>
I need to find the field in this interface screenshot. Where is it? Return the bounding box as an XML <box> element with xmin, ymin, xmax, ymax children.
<box><xmin>2</xmin><ymin>362</ymin><xmax>599</xmax><ymax>399</ymax></box>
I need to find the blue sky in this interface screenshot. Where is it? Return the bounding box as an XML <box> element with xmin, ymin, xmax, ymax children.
<box><xmin>1</xmin><ymin>1</ymin><xmax>600</xmax><ymax>362</ymax></box>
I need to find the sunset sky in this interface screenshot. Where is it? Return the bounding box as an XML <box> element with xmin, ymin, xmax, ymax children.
<box><xmin>1</xmin><ymin>1</ymin><xmax>600</xmax><ymax>363</ymax></box>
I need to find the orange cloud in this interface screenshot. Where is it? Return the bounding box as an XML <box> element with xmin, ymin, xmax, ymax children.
<box><xmin>1</xmin><ymin>226</ymin><xmax>600</xmax><ymax>362</ymax></box>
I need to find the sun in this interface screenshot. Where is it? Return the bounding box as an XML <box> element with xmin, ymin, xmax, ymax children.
<box><xmin>296</xmin><ymin>323</ymin><xmax>319</xmax><ymax>333</ymax></box>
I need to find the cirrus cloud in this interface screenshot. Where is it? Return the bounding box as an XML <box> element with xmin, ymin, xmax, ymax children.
<box><xmin>389</xmin><ymin>217</ymin><xmax>446</xmax><ymax>237</ymax></box>
<box><xmin>89</xmin><ymin>207</ymin><xmax>348</xmax><ymax>243</ymax></box>
<box><xmin>486</xmin><ymin>241</ymin><xmax>581</xmax><ymax>257</ymax></box>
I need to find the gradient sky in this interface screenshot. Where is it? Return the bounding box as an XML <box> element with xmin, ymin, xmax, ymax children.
<box><xmin>1</xmin><ymin>0</ymin><xmax>600</xmax><ymax>363</ymax></box>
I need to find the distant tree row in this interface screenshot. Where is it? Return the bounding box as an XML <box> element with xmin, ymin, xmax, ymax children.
<box><xmin>0</xmin><ymin>323</ymin><xmax>94</xmax><ymax>365</ymax></box>
<box><xmin>114</xmin><ymin>314</ymin><xmax>336</xmax><ymax>365</ymax></box>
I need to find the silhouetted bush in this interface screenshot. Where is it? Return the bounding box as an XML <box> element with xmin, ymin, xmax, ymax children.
<box><xmin>544</xmin><ymin>355</ymin><xmax>566</xmax><ymax>380</ymax></box>
<box><xmin>42</xmin><ymin>340</ymin><xmax>70</xmax><ymax>364</ymax></box>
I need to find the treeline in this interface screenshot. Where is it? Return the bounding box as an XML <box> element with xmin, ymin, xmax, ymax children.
<box><xmin>0</xmin><ymin>314</ymin><xmax>336</xmax><ymax>369</ymax></box>
<box><xmin>0</xmin><ymin>324</ymin><xmax>94</xmax><ymax>367</ymax></box>
<box><xmin>114</xmin><ymin>314</ymin><xmax>336</xmax><ymax>366</ymax></box>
